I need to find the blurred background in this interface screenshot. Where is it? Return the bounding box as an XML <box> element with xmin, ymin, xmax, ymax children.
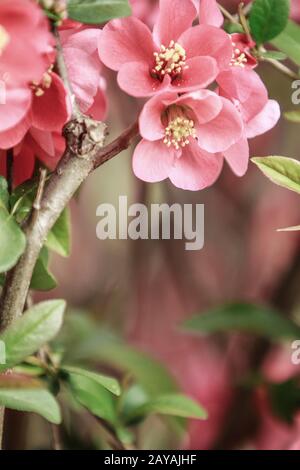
<box><xmin>4</xmin><ymin>0</ymin><xmax>300</xmax><ymax>450</ymax></box>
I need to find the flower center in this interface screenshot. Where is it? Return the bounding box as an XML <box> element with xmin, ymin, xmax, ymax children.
<box><xmin>230</xmin><ymin>40</ymin><xmax>248</xmax><ymax>68</ymax></box>
<box><xmin>31</xmin><ymin>66</ymin><xmax>53</xmax><ymax>97</ymax></box>
<box><xmin>0</xmin><ymin>25</ymin><xmax>9</xmax><ymax>55</ymax></box>
<box><xmin>163</xmin><ymin>106</ymin><xmax>196</xmax><ymax>150</ymax></box>
<box><xmin>152</xmin><ymin>40</ymin><xmax>187</xmax><ymax>81</ymax></box>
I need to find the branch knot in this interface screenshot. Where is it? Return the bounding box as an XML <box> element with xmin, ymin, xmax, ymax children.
<box><xmin>63</xmin><ymin>116</ymin><xmax>108</xmax><ymax>159</ymax></box>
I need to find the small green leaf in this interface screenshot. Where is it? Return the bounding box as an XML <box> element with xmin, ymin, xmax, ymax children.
<box><xmin>0</xmin><ymin>388</ymin><xmax>61</xmax><ymax>424</ymax></box>
<box><xmin>126</xmin><ymin>394</ymin><xmax>208</xmax><ymax>422</ymax></box>
<box><xmin>30</xmin><ymin>247</ymin><xmax>57</xmax><ymax>291</ymax></box>
<box><xmin>66</xmin><ymin>372</ymin><xmax>117</xmax><ymax>424</ymax></box>
<box><xmin>62</xmin><ymin>365</ymin><xmax>121</xmax><ymax>396</ymax></box>
<box><xmin>55</xmin><ymin>313</ymin><xmax>178</xmax><ymax>398</ymax></box>
<box><xmin>277</xmin><ymin>225</ymin><xmax>300</xmax><ymax>232</ymax></box>
<box><xmin>46</xmin><ymin>209</ymin><xmax>71</xmax><ymax>257</ymax></box>
<box><xmin>284</xmin><ymin>110</ymin><xmax>300</xmax><ymax>123</ymax></box>
<box><xmin>183</xmin><ymin>303</ymin><xmax>300</xmax><ymax>340</ymax></box>
<box><xmin>0</xmin><ymin>177</ymin><xmax>9</xmax><ymax>210</ymax></box>
<box><xmin>68</xmin><ymin>0</ymin><xmax>131</xmax><ymax>24</ymax></box>
<box><xmin>252</xmin><ymin>156</ymin><xmax>300</xmax><ymax>194</ymax></box>
<box><xmin>0</xmin><ymin>207</ymin><xmax>26</xmax><ymax>273</ymax></box>
<box><xmin>260</xmin><ymin>50</ymin><xmax>287</xmax><ymax>60</ymax></box>
<box><xmin>272</xmin><ymin>20</ymin><xmax>300</xmax><ymax>66</ymax></box>
<box><xmin>0</xmin><ymin>300</ymin><xmax>66</xmax><ymax>372</ymax></box>
<box><xmin>249</xmin><ymin>0</ymin><xmax>290</xmax><ymax>44</ymax></box>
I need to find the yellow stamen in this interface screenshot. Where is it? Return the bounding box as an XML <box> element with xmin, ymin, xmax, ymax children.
<box><xmin>163</xmin><ymin>106</ymin><xmax>196</xmax><ymax>150</ymax></box>
<box><xmin>152</xmin><ymin>40</ymin><xmax>187</xmax><ymax>81</ymax></box>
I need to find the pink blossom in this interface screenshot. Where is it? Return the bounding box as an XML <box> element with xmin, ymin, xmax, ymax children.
<box><xmin>217</xmin><ymin>68</ymin><xmax>280</xmax><ymax>176</ymax></box>
<box><xmin>0</xmin><ymin>25</ymin><xmax>107</xmax><ymax>185</ymax></box>
<box><xmin>129</xmin><ymin>0</ymin><xmax>159</xmax><ymax>27</ymax></box>
<box><xmin>61</xmin><ymin>27</ymin><xmax>107</xmax><ymax>117</ymax></box>
<box><xmin>133</xmin><ymin>90</ymin><xmax>243</xmax><ymax>190</ymax></box>
<box><xmin>0</xmin><ymin>0</ymin><xmax>54</xmax><ymax>133</ymax></box>
<box><xmin>98</xmin><ymin>0</ymin><xmax>232</xmax><ymax>97</ymax></box>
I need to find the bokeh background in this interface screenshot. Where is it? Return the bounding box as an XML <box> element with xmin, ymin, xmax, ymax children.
<box><xmin>4</xmin><ymin>0</ymin><xmax>300</xmax><ymax>450</ymax></box>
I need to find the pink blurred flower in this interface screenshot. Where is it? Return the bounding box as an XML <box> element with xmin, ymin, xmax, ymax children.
<box><xmin>133</xmin><ymin>90</ymin><xmax>243</xmax><ymax>190</ymax></box>
<box><xmin>0</xmin><ymin>0</ymin><xmax>54</xmax><ymax>134</ymax></box>
<box><xmin>98</xmin><ymin>0</ymin><xmax>232</xmax><ymax>97</ymax></box>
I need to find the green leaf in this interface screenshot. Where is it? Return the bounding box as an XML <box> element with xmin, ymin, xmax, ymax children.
<box><xmin>0</xmin><ymin>388</ymin><xmax>61</xmax><ymax>424</ymax></box>
<box><xmin>0</xmin><ymin>300</ymin><xmax>66</xmax><ymax>372</ymax></box>
<box><xmin>0</xmin><ymin>207</ymin><xmax>26</xmax><ymax>273</ymax></box>
<box><xmin>272</xmin><ymin>20</ymin><xmax>300</xmax><ymax>66</ymax></box>
<box><xmin>46</xmin><ymin>209</ymin><xmax>71</xmax><ymax>257</ymax></box>
<box><xmin>30</xmin><ymin>247</ymin><xmax>57</xmax><ymax>291</ymax></box>
<box><xmin>260</xmin><ymin>50</ymin><xmax>287</xmax><ymax>60</ymax></box>
<box><xmin>126</xmin><ymin>394</ymin><xmax>208</xmax><ymax>422</ymax></box>
<box><xmin>284</xmin><ymin>110</ymin><xmax>300</xmax><ymax>123</ymax></box>
<box><xmin>55</xmin><ymin>313</ymin><xmax>178</xmax><ymax>398</ymax></box>
<box><xmin>277</xmin><ymin>225</ymin><xmax>300</xmax><ymax>232</ymax></box>
<box><xmin>252</xmin><ymin>156</ymin><xmax>300</xmax><ymax>194</ymax></box>
<box><xmin>249</xmin><ymin>0</ymin><xmax>290</xmax><ymax>44</ymax></box>
<box><xmin>183</xmin><ymin>303</ymin><xmax>300</xmax><ymax>340</ymax></box>
<box><xmin>66</xmin><ymin>372</ymin><xmax>117</xmax><ymax>424</ymax></box>
<box><xmin>0</xmin><ymin>177</ymin><xmax>9</xmax><ymax>210</ymax></box>
<box><xmin>62</xmin><ymin>365</ymin><xmax>121</xmax><ymax>396</ymax></box>
<box><xmin>67</xmin><ymin>0</ymin><xmax>131</xmax><ymax>24</ymax></box>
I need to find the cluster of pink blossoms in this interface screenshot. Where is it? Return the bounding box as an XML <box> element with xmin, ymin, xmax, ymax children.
<box><xmin>0</xmin><ymin>0</ymin><xmax>280</xmax><ymax>191</ymax></box>
<box><xmin>0</xmin><ymin>0</ymin><xmax>107</xmax><ymax>186</ymax></box>
<box><xmin>99</xmin><ymin>0</ymin><xmax>280</xmax><ymax>191</ymax></box>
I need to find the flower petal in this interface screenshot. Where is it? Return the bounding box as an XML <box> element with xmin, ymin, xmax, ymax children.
<box><xmin>13</xmin><ymin>141</ymin><xmax>35</xmax><ymax>186</ymax></box>
<box><xmin>196</xmin><ymin>97</ymin><xmax>243</xmax><ymax>152</ymax></box>
<box><xmin>133</xmin><ymin>139</ymin><xmax>175</xmax><ymax>182</ymax></box>
<box><xmin>223</xmin><ymin>137</ymin><xmax>249</xmax><ymax>176</ymax></box>
<box><xmin>139</xmin><ymin>92</ymin><xmax>176</xmax><ymax>141</ymax></box>
<box><xmin>218</xmin><ymin>68</ymin><xmax>268</xmax><ymax>122</ymax></box>
<box><xmin>153</xmin><ymin>0</ymin><xmax>197</xmax><ymax>46</ymax></box>
<box><xmin>199</xmin><ymin>0</ymin><xmax>223</xmax><ymax>27</ymax></box>
<box><xmin>64</xmin><ymin>46</ymin><xmax>99</xmax><ymax>112</ymax></box>
<box><xmin>179</xmin><ymin>25</ymin><xmax>232</xmax><ymax>71</ymax></box>
<box><xmin>30</xmin><ymin>73</ymin><xmax>69</xmax><ymax>132</ymax></box>
<box><xmin>98</xmin><ymin>17</ymin><xmax>156</xmax><ymax>71</ymax></box>
<box><xmin>118</xmin><ymin>61</ymin><xmax>170</xmax><ymax>97</ymax></box>
<box><xmin>245</xmin><ymin>100</ymin><xmax>280</xmax><ymax>139</ymax></box>
<box><xmin>172</xmin><ymin>56</ymin><xmax>217</xmax><ymax>92</ymax></box>
<box><xmin>0</xmin><ymin>86</ymin><xmax>31</xmax><ymax>133</ymax></box>
<box><xmin>176</xmin><ymin>89</ymin><xmax>223</xmax><ymax>124</ymax></box>
<box><xmin>0</xmin><ymin>113</ymin><xmax>30</xmax><ymax>149</ymax></box>
<box><xmin>169</xmin><ymin>139</ymin><xmax>223</xmax><ymax>191</ymax></box>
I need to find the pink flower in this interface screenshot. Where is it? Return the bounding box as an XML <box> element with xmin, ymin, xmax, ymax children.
<box><xmin>61</xmin><ymin>27</ymin><xmax>107</xmax><ymax>118</ymax></box>
<box><xmin>0</xmin><ymin>0</ymin><xmax>54</xmax><ymax>134</ymax></box>
<box><xmin>229</xmin><ymin>33</ymin><xmax>258</xmax><ymax>69</ymax></box>
<box><xmin>98</xmin><ymin>0</ymin><xmax>232</xmax><ymax>97</ymax></box>
<box><xmin>217</xmin><ymin>68</ymin><xmax>280</xmax><ymax>176</ymax></box>
<box><xmin>133</xmin><ymin>90</ymin><xmax>243</xmax><ymax>190</ymax></box>
<box><xmin>0</xmin><ymin>71</ymin><xmax>69</xmax><ymax>150</ymax></box>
